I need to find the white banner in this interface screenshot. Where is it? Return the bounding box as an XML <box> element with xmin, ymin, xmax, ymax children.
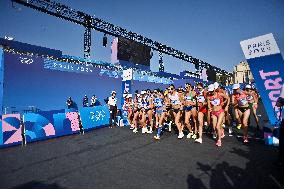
<box><xmin>240</xmin><ymin>33</ymin><xmax>280</xmax><ymax>59</ymax></box>
<box><xmin>122</xmin><ymin>68</ymin><xmax>133</xmax><ymax>81</ymax></box>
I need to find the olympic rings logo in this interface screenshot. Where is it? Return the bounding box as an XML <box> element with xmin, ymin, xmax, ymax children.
<box><xmin>19</xmin><ymin>57</ymin><xmax>34</xmax><ymax>65</ymax></box>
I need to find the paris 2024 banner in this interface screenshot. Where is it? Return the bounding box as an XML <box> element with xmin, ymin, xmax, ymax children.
<box><xmin>240</xmin><ymin>33</ymin><xmax>284</xmax><ymax>127</ymax></box>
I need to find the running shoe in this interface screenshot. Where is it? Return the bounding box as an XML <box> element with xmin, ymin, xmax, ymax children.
<box><xmin>222</xmin><ymin>124</ymin><xmax>226</xmax><ymax>128</ymax></box>
<box><xmin>147</xmin><ymin>129</ymin><xmax>153</xmax><ymax>134</ymax></box>
<box><xmin>237</xmin><ymin>124</ymin><xmax>242</xmax><ymax>130</ymax></box>
<box><xmin>228</xmin><ymin>127</ymin><xmax>233</xmax><ymax>136</ymax></box>
<box><xmin>243</xmin><ymin>136</ymin><xmax>249</xmax><ymax>143</ymax></box>
<box><xmin>154</xmin><ymin>135</ymin><xmax>160</xmax><ymax>140</ymax></box>
<box><xmin>213</xmin><ymin>133</ymin><xmax>217</xmax><ymax>139</ymax></box>
<box><xmin>168</xmin><ymin>122</ymin><xmax>172</xmax><ymax>132</ymax></box>
<box><xmin>133</xmin><ymin>128</ymin><xmax>138</xmax><ymax>133</ymax></box>
<box><xmin>216</xmin><ymin>140</ymin><xmax>222</xmax><ymax>147</ymax></box>
<box><xmin>192</xmin><ymin>134</ymin><xmax>197</xmax><ymax>140</ymax></box>
<box><xmin>187</xmin><ymin>132</ymin><xmax>193</xmax><ymax>139</ymax></box>
<box><xmin>178</xmin><ymin>132</ymin><xmax>184</xmax><ymax>139</ymax></box>
<box><xmin>195</xmin><ymin>138</ymin><xmax>202</xmax><ymax>144</ymax></box>
<box><xmin>142</xmin><ymin>127</ymin><xmax>148</xmax><ymax>134</ymax></box>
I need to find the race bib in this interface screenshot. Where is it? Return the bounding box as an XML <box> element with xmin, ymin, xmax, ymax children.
<box><xmin>238</xmin><ymin>98</ymin><xmax>248</xmax><ymax>106</ymax></box>
<box><xmin>197</xmin><ymin>96</ymin><xmax>205</xmax><ymax>103</ymax></box>
<box><xmin>210</xmin><ymin>98</ymin><xmax>220</xmax><ymax>106</ymax></box>
<box><xmin>247</xmin><ymin>95</ymin><xmax>253</xmax><ymax>101</ymax></box>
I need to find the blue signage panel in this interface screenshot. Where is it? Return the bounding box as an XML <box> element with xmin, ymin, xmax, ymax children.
<box><xmin>240</xmin><ymin>33</ymin><xmax>284</xmax><ymax>126</ymax></box>
<box><xmin>79</xmin><ymin>106</ymin><xmax>110</xmax><ymax>129</ymax></box>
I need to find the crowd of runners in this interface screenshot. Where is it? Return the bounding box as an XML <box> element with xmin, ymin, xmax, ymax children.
<box><xmin>122</xmin><ymin>82</ymin><xmax>260</xmax><ymax>147</ymax></box>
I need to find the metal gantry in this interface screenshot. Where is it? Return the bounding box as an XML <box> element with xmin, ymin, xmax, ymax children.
<box><xmin>12</xmin><ymin>0</ymin><xmax>230</xmax><ymax>75</ymax></box>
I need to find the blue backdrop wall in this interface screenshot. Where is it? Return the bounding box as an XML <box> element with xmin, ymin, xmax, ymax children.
<box><xmin>2</xmin><ymin>52</ymin><xmax>169</xmax><ymax>113</ymax></box>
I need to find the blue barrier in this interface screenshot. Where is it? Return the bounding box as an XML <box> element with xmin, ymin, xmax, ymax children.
<box><xmin>0</xmin><ymin>106</ymin><xmax>110</xmax><ymax>148</ymax></box>
<box><xmin>79</xmin><ymin>106</ymin><xmax>110</xmax><ymax>130</ymax></box>
<box><xmin>23</xmin><ymin>109</ymin><xmax>80</xmax><ymax>142</ymax></box>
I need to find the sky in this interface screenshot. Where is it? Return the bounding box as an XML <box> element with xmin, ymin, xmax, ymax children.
<box><xmin>0</xmin><ymin>0</ymin><xmax>284</xmax><ymax>74</ymax></box>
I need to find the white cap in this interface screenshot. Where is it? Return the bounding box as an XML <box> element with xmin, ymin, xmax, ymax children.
<box><xmin>128</xmin><ymin>94</ymin><xmax>133</xmax><ymax>98</ymax></box>
<box><xmin>208</xmin><ymin>84</ymin><xmax>215</xmax><ymax>92</ymax></box>
<box><xmin>123</xmin><ymin>94</ymin><xmax>128</xmax><ymax>98</ymax></box>
<box><xmin>141</xmin><ymin>91</ymin><xmax>146</xmax><ymax>95</ymax></box>
<box><xmin>111</xmin><ymin>91</ymin><xmax>116</xmax><ymax>94</ymax></box>
<box><xmin>213</xmin><ymin>82</ymin><xmax>219</xmax><ymax>90</ymax></box>
<box><xmin>245</xmin><ymin>84</ymin><xmax>252</xmax><ymax>89</ymax></box>
<box><xmin>233</xmin><ymin>84</ymin><xmax>240</xmax><ymax>90</ymax></box>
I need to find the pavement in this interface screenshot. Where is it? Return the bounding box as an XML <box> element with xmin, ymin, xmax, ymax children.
<box><xmin>0</xmin><ymin>125</ymin><xmax>283</xmax><ymax>189</ymax></box>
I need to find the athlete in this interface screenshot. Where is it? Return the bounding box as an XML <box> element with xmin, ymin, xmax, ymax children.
<box><xmin>153</xmin><ymin>90</ymin><xmax>166</xmax><ymax>140</ymax></box>
<box><xmin>168</xmin><ymin>85</ymin><xmax>184</xmax><ymax>139</ymax></box>
<box><xmin>245</xmin><ymin>84</ymin><xmax>260</xmax><ymax>130</ymax></box>
<box><xmin>195</xmin><ymin>82</ymin><xmax>208</xmax><ymax>144</ymax></box>
<box><xmin>207</xmin><ymin>84</ymin><xmax>229</xmax><ymax>147</ymax></box>
<box><xmin>146</xmin><ymin>89</ymin><xmax>154</xmax><ymax>133</ymax></box>
<box><xmin>132</xmin><ymin>92</ymin><xmax>141</xmax><ymax>133</ymax></box>
<box><xmin>184</xmin><ymin>83</ymin><xmax>197</xmax><ymax>139</ymax></box>
<box><xmin>125</xmin><ymin>94</ymin><xmax>134</xmax><ymax>129</ymax></box>
<box><xmin>232</xmin><ymin>84</ymin><xmax>250</xmax><ymax>143</ymax></box>
<box><xmin>214</xmin><ymin>83</ymin><xmax>231</xmax><ymax>132</ymax></box>
<box><xmin>139</xmin><ymin>91</ymin><xmax>149</xmax><ymax>134</ymax></box>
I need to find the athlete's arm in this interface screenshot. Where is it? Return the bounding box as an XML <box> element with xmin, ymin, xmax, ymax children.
<box><xmin>231</xmin><ymin>94</ymin><xmax>238</xmax><ymax>107</ymax></box>
<box><xmin>252</xmin><ymin>91</ymin><xmax>259</xmax><ymax>104</ymax></box>
<box><xmin>220</xmin><ymin>93</ymin><xmax>230</xmax><ymax>110</ymax></box>
<box><xmin>207</xmin><ymin>97</ymin><xmax>212</xmax><ymax>112</ymax></box>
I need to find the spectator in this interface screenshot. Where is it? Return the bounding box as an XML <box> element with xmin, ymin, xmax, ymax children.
<box><xmin>83</xmin><ymin>95</ymin><xmax>89</xmax><ymax>107</ymax></box>
<box><xmin>90</xmin><ymin>95</ymin><xmax>101</xmax><ymax>107</ymax></box>
<box><xmin>66</xmin><ymin>97</ymin><xmax>74</xmax><ymax>109</ymax></box>
<box><xmin>108</xmin><ymin>91</ymin><xmax>117</xmax><ymax>128</ymax></box>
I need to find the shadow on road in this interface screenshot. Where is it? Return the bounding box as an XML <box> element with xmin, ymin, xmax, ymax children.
<box><xmin>10</xmin><ymin>181</ymin><xmax>67</xmax><ymax>189</ymax></box>
<box><xmin>187</xmin><ymin>143</ymin><xmax>284</xmax><ymax>189</ymax></box>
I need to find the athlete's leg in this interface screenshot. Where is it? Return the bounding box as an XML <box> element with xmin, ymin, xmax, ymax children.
<box><xmin>191</xmin><ymin>108</ymin><xmax>198</xmax><ymax>139</ymax></box>
<box><xmin>211</xmin><ymin>115</ymin><xmax>217</xmax><ymax>137</ymax></box>
<box><xmin>216</xmin><ymin>112</ymin><xmax>225</xmax><ymax>146</ymax></box>
<box><xmin>132</xmin><ymin>111</ymin><xmax>139</xmax><ymax>133</ymax></box>
<box><xmin>235</xmin><ymin>108</ymin><xmax>242</xmax><ymax>129</ymax></box>
<box><xmin>242</xmin><ymin>109</ymin><xmax>251</xmax><ymax>142</ymax></box>
<box><xmin>216</xmin><ymin>112</ymin><xmax>225</xmax><ymax>141</ymax></box>
<box><xmin>148</xmin><ymin>110</ymin><xmax>154</xmax><ymax>133</ymax></box>
<box><xmin>197</xmin><ymin>112</ymin><xmax>204</xmax><ymax>139</ymax></box>
<box><xmin>128</xmin><ymin>110</ymin><xmax>133</xmax><ymax>127</ymax></box>
<box><xmin>184</xmin><ymin>111</ymin><xmax>193</xmax><ymax>137</ymax></box>
<box><xmin>175</xmin><ymin>111</ymin><xmax>183</xmax><ymax>138</ymax></box>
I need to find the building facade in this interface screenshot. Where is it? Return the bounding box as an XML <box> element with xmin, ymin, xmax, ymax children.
<box><xmin>233</xmin><ymin>61</ymin><xmax>254</xmax><ymax>84</ymax></box>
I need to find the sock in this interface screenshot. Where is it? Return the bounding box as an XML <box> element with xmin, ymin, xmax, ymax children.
<box><xmin>157</xmin><ymin>127</ymin><xmax>162</xmax><ymax>136</ymax></box>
